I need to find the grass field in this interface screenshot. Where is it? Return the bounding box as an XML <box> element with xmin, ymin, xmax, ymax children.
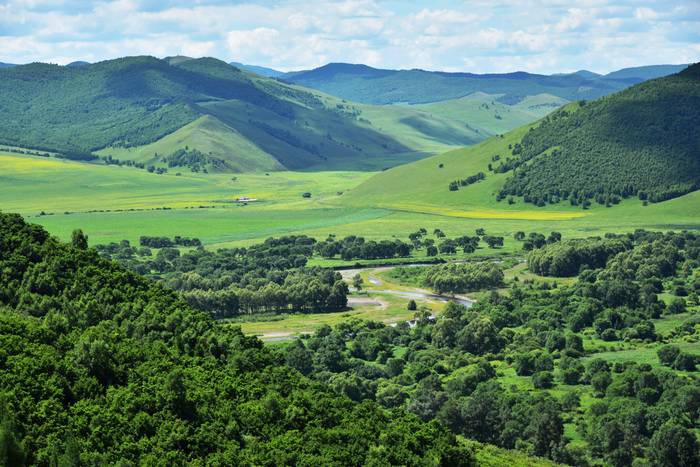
<box><xmin>5</xmin><ymin>138</ymin><xmax>700</xmax><ymax>254</ymax></box>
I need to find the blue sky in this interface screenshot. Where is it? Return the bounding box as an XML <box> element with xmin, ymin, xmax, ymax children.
<box><xmin>1</xmin><ymin>0</ymin><xmax>698</xmax><ymax>73</ymax></box>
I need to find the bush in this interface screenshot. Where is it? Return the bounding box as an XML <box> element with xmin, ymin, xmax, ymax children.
<box><xmin>658</xmin><ymin>345</ymin><xmax>681</xmax><ymax>366</ymax></box>
<box><xmin>533</xmin><ymin>371</ymin><xmax>554</xmax><ymax>389</ymax></box>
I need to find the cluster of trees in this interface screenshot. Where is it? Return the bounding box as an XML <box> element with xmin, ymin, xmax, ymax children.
<box><xmin>100</xmin><ymin>154</ymin><xmax>146</xmax><ymax>169</ymax></box>
<box><xmin>424</xmin><ymin>262</ymin><xmax>504</xmax><ymax>294</ymax></box>
<box><xmin>314</xmin><ymin>235</ymin><xmax>412</xmax><ymax>260</ymax></box>
<box><xmin>161</xmin><ymin>148</ymin><xmax>234</xmax><ymax>173</ymax></box>
<box><xmin>311</xmin><ymin>229</ymin><xmax>501</xmax><ymax>261</ymax></box>
<box><xmin>286</xmin><ymin>229</ymin><xmax>700</xmax><ymax>465</ymax></box>
<box><xmin>448</xmin><ymin>172</ymin><xmax>485</xmax><ymax>191</ymax></box>
<box><xmin>513</xmin><ymin>230</ymin><xmax>562</xmax><ymax>250</ymax></box>
<box><xmin>0</xmin><ymin>212</ymin><xmax>474</xmax><ymax>465</ymax></box>
<box><xmin>496</xmin><ymin>65</ymin><xmax>700</xmax><ymax>207</ymax></box>
<box><xmin>406</xmin><ymin>228</ymin><xmax>500</xmax><ymax>256</ymax></box>
<box><xmin>138</xmin><ymin>235</ymin><xmax>202</xmax><ymax>248</ymax></box>
<box><xmin>528</xmin><ymin>236</ymin><xmax>631</xmax><ymax>276</ymax></box>
<box><xmin>98</xmin><ymin>235</ymin><xmax>349</xmax><ymax>317</ymax></box>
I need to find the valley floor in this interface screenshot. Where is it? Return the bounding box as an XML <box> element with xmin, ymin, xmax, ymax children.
<box><xmin>4</xmin><ymin>150</ymin><xmax>698</xmax><ymax>253</ymax></box>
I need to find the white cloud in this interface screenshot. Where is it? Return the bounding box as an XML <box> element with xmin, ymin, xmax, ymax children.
<box><xmin>0</xmin><ymin>0</ymin><xmax>698</xmax><ymax>73</ymax></box>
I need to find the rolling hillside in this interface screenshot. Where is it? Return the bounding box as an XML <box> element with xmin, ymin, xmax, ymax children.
<box><xmin>498</xmin><ymin>63</ymin><xmax>700</xmax><ymax>206</ymax></box>
<box><xmin>282</xmin><ymin>62</ymin><xmax>686</xmax><ymax>105</ymax></box>
<box><xmin>341</xmin><ymin>63</ymin><xmax>700</xmax><ymax>216</ymax></box>
<box><xmin>0</xmin><ymin>56</ymin><xmax>487</xmax><ymax>171</ymax></box>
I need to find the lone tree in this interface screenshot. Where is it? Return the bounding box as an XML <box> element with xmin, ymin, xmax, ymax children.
<box><xmin>352</xmin><ymin>274</ymin><xmax>364</xmax><ymax>292</ymax></box>
<box><xmin>407</xmin><ymin>299</ymin><xmax>417</xmax><ymax>311</ymax></box>
<box><xmin>71</xmin><ymin>229</ymin><xmax>88</xmax><ymax>250</ymax></box>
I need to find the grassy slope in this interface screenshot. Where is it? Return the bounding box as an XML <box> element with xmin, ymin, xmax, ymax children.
<box><xmin>103</xmin><ymin>90</ymin><xmax>551</xmax><ymax>173</ymax></box>
<box><xmin>412</xmin><ymin>92</ymin><xmax>546</xmax><ymax>135</ymax></box>
<box><xmin>96</xmin><ymin>115</ymin><xmax>283</xmax><ymax>172</ymax></box>
<box><xmin>512</xmin><ymin>93</ymin><xmax>569</xmax><ymax>118</ymax></box>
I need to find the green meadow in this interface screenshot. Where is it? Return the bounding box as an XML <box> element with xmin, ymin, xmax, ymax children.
<box><xmin>3</xmin><ymin>130</ymin><xmax>700</xmax><ymax>252</ymax></box>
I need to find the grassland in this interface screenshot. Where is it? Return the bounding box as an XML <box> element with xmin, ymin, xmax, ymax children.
<box><xmin>413</xmin><ymin>92</ymin><xmax>546</xmax><ymax>135</ymax></box>
<box><xmin>6</xmin><ymin>127</ymin><xmax>700</xmax><ymax>254</ymax></box>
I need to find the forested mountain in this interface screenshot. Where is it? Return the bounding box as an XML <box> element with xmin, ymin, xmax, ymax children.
<box><xmin>0</xmin><ymin>212</ymin><xmax>479</xmax><ymax>465</ymax></box>
<box><xmin>498</xmin><ymin>63</ymin><xmax>700</xmax><ymax>207</ymax></box>
<box><xmin>0</xmin><ymin>56</ymin><xmax>485</xmax><ymax>171</ymax></box>
<box><xmin>282</xmin><ymin>63</ymin><xmax>686</xmax><ymax>105</ymax></box>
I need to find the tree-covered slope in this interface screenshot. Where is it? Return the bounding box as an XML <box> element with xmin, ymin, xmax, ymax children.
<box><xmin>0</xmin><ymin>212</ymin><xmax>479</xmax><ymax>465</ymax></box>
<box><xmin>498</xmin><ymin>63</ymin><xmax>700</xmax><ymax>206</ymax></box>
<box><xmin>0</xmin><ymin>56</ymin><xmax>486</xmax><ymax>171</ymax></box>
<box><xmin>282</xmin><ymin>63</ymin><xmax>679</xmax><ymax>105</ymax></box>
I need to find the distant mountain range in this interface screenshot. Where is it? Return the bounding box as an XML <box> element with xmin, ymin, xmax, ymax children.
<box><xmin>281</xmin><ymin>63</ymin><xmax>689</xmax><ymax>105</ymax></box>
<box><xmin>229</xmin><ymin>61</ymin><xmax>283</xmax><ymax>78</ymax></box>
<box><xmin>0</xmin><ymin>55</ymin><xmax>689</xmax><ymax>172</ymax></box>
<box><xmin>0</xmin><ymin>56</ymin><xmax>493</xmax><ymax>171</ymax></box>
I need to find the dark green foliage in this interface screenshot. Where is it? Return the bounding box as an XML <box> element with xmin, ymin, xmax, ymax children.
<box><xmin>161</xmin><ymin>148</ymin><xmax>234</xmax><ymax>172</ymax></box>
<box><xmin>499</xmin><ymin>64</ymin><xmax>700</xmax><ymax>206</ymax></box>
<box><xmin>449</xmin><ymin>172</ymin><xmax>485</xmax><ymax>191</ymax></box>
<box><xmin>0</xmin><ymin>212</ymin><xmax>473</xmax><ymax>465</ymax></box>
<box><xmin>70</xmin><ymin>229</ymin><xmax>88</xmax><ymax>250</ymax></box>
<box><xmin>532</xmin><ymin>371</ymin><xmax>554</xmax><ymax>389</ymax></box>
<box><xmin>648</xmin><ymin>423</ymin><xmax>700</xmax><ymax>467</ymax></box>
<box><xmin>528</xmin><ymin>237</ymin><xmax>631</xmax><ymax>276</ymax></box>
<box><xmin>286</xmin><ymin>230</ymin><xmax>700</xmax><ymax>464</ymax></box>
<box><xmin>424</xmin><ymin>262</ymin><xmax>504</xmax><ymax>294</ymax></box>
<box><xmin>315</xmin><ymin>235</ymin><xmax>412</xmax><ymax>261</ymax></box>
<box><xmin>97</xmin><ymin>235</ymin><xmax>348</xmax><ymax>317</ymax></box>
<box><xmin>135</xmin><ymin>235</ymin><xmax>201</xmax><ymax>248</ymax></box>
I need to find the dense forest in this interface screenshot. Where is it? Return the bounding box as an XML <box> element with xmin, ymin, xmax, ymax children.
<box><xmin>497</xmin><ymin>63</ymin><xmax>700</xmax><ymax>207</ymax></box>
<box><xmin>95</xmin><ymin>235</ymin><xmax>348</xmax><ymax>317</ymax></box>
<box><xmin>0</xmin><ymin>212</ymin><xmax>479</xmax><ymax>465</ymax></box>
<box><xmin>286</xmin><ymin>230</ymin><xmax>700</xmax><ymax>465</ymax></box>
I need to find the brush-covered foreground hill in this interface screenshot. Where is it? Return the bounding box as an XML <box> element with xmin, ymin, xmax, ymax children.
<box><xmin>497</xmin><ymin>63</ymin><xmax>700</xmax><ymax>206</ymax></box>
<box><xmin>282</xmin><ymin>63</ymin><xmax>685</xmax><ymax>105</ymax></box>
<box><xmin>0</xmin><ymin>212</ymin><xmax>473</xmax><ymax>465</ymax></box>
<box><xmin>0</xmin><ymin>56</ymin><xmax>485</xmax><ymax>172</ymax></box>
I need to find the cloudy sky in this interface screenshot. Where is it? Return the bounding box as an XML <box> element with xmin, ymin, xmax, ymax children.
<box><xmin>1</xmin><ymin>0</ymin><xmax>698</xmax><ymax>74</ymax></box>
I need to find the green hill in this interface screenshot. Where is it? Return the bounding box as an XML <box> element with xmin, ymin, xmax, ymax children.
<box><xmin>282</xmin><ymin>62</ymin><xmax>683</xmax><ymax>105</ymax></box>
<box><xmin>413</xmin><ymin>92</ymin><xmax>556</xmax><ymax>135</ymax></box>
<box><xmin>497</xmin><ymin>63</ymin><xmax>700</xmax><ymax>206</ymax></box>
<box><xmin>96</xmin><ymin>115</ymin><xmax>284</xmax><ymax>172</ymax></box>
<box><xmin>0</xmin><ymin>56</ymin><xmax>490</xmax><ymax>171</ymax></box>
